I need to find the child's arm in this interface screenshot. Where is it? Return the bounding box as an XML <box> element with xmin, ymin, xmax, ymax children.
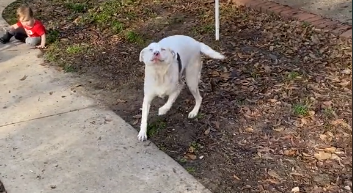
<box><xmin>6</xmin><ymin>23</ymin><xmax>19</xmax><ymax>32</ymax></box>
<box><xmin>36</xmin><ymin>33</ymin><xmax>46</xmax><ymax>48</ymax></box>
<box><xmin>10</xmin><ymin>23</ymin><xmax>19</xmax><ymax>29</ymax></box>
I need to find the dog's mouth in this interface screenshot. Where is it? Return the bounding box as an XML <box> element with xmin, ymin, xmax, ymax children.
<box><xmin>150</xmin><ymin>58</ymin><xmax>164</xmax><ymax>63</ymax></box>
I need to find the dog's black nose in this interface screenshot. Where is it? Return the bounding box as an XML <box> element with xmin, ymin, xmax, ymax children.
<box><xmin>153</xmin><ymin>51</ymin><xmax>160</xmax><ymax>56</ymax></box>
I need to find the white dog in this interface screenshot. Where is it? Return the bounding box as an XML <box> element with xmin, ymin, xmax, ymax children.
<box><xmin>137</xmin><ymin>35</ymin><xmax>225</xmax><ymax>141</ymax></box>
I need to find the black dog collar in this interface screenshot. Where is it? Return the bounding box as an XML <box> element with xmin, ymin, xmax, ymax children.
<box><xmin>176</xmin><ymin>53</ymin><xmax>182</xmax><ymax>73</ymax></box>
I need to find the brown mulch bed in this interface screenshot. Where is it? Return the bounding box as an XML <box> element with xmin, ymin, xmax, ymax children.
<box><xmin>3</xmin><ymin>0</ymin><xmax>352</xmax><ymax>192</ymax></box>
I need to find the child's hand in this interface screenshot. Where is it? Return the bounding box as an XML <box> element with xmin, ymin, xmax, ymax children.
<box><xmin>36</xmin><ymin>45</ymin><xmax>46</xmax><ymax>49</ymax></box>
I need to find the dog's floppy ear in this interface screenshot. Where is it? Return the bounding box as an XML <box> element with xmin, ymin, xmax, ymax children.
<box><xmin>169</xmin><ymin>48</ymin><xmax>177</xmax><ymax>60</ymax></box>
<box><xmin>139</xmin><ymin>48</ymin><xmax>145</xmax><ymax>62</ymax></box>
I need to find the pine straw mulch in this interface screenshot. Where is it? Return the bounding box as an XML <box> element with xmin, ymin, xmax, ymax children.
<box><xmin>3</xmin><ymin>0</ymin><xmax>352</xmax><ymax>192</ymax></box>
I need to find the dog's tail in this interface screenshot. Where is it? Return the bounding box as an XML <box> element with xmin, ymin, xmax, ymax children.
<box><xmin>199</xmin><ymin>42</ymin><xmax>225</xmax><ymax>60</ymax></box>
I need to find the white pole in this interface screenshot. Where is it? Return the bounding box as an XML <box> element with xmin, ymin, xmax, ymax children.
<box><xmin>215</xmin><ymin>0</ymin><xmax>220</xmax><ymax>40</ymax></box>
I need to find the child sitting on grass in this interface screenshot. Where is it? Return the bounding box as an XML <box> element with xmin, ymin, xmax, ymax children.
<box><xmin>0</xmin><ymin>5</ymin><xmax>46</xmax><ymax>48</ymax></box>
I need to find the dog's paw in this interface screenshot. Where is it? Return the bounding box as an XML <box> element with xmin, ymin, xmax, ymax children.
<box><xmin>188</xmin><ymin>111</ymin><xmax>198</xmax><ymax>119</ymax></box>
<box><xmin>158</xmin><ymin>106</ymin><xmax>169</xmax><ymax>116</ymax></box>
<box><xmin>137</xmin><ymin>131</ymin><xmax>148</xmax><ymax>141</ymax></box>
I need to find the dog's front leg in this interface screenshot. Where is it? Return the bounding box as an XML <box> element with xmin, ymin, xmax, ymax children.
<box><xmin>158</xmin><ymin>84</ymin><xmax>184</xmax><ymax>116</ymax></box>
<box><xmin>138</xmin><ymin>94</ymin><xmax>154</xmax><ymax>141</ymax></box>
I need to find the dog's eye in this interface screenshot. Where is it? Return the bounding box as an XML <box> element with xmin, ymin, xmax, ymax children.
<box><xmin>149</xmin><ymin>49</ymin><xmax>153</xmax><ymax>51</ymax></box>
<box><xmin>161</xmin><ymin>48</ymin><xmax>166</xmax><ymax>51</ymax></box>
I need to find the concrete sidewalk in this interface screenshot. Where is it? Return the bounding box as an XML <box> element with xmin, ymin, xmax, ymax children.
<box><xmin>0</xmin><ymin>1</ymin><xmax>211</xmax><ymax>193</ymax></box>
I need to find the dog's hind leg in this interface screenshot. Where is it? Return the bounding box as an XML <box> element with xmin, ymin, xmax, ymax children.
<box><xmin>186</xmin><ymin>58</ymin><xmax>203</xmax><ymax>118</ymax></box>
<box><xmin>138</xmin><ymin>94</ymin><xmax>154</xmax><ymax>141</ymax></box>
<box><xmin>158</xmin><ymin>83</ymin><xmax>184</xmax><ymax>116</ymax></box>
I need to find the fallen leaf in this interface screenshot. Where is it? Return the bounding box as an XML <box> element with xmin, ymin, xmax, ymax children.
<box><xmin>20</xmin><ymin>75</ymin><xmax>28</xmax><ymax>81</ymax></box>
<box><xmin>213</xmin><ymin>121</ymin><xmax>220</xmax><ymax>129</ymax></box>
<box><xmin>324</xmin><ymin>147</ymin><xmax>336</xmax><ymax>153</ymax></box>
<box><xmin>302</xmin><ymin>152</ymin><xmax>311</xmax><ymax>157</ymax></box>
<box><xmin>133</xmin><ymin>114</ymin><xmax>142</xmax><ymax>119</ymax></box>
<box><xmin>260</xmin><ymin>153</ymin><xmax>274</xmax><ymax>160</ymax></box>
<box><xmin>341</xmin><ymin>69</ymin><xmax>352</xmax><ymax>75</ymax></box>
<box><xmin>334</xmin><ymin>150</ymin><xmax>345</xmax><ymax>155</ymax></box>
<box><xmin>338</xmin><ymin>80</ymin><xmax>351</xmax><ymax>87</ymax></box>
<box><xmin>326</xmin><ymin>131</ymin><xmax>334</xmax><ymax>137</ymax></box>
<box><xmin>264</xmin><ymin>65</ymin><xmax>271</xmax><ymax>72</ymax></box>
<box><xmin>245</xmin><ymin>127</ymin><xmax>254</xmax><ymax>132</ymax></box>
<box><xmin>308</xmin><ymin>111</ymin><xmax>315</xmax><ymax>116</ymax></box>
<box><xmin>204</xmin><ymin>128</ymin><xmax>210</xmax><ymax>135</ymax></box>
<box><xmin>290</xmin><ymin>172</ymin><xmax>305</xmax><ymax>177</ymax></box>
<box><xmin>233</xmin><ymin>175</ymin><xmax>241</xmax><ymax>181</ymax></box>
<box><xmin>320</xmin><ymin>132</ymin><xmax>334</xmax><ymax>142</ymax></box>
<box><xmin>284</xmin><ymin>149</ymin><xmax>297</xmax><ymax>157</ymax></box>
<box><xmin>268</xmin><ymin>99</ymin><xmax>277</xmax><ymax>103</ymax></box>
<box><xmin>132</xmin><ymin>119</ymin><xmax>139</xmax><ymax>125</ymax></box>
<box><xmin>264</xmin><ymin>178</ymin><xmax>280</xmax><ymax>184</ymax></box>
<box><xmin>188</xmin><ymin>146</ymin><xmax>195</xmax><ymax>153</ymax></box>
<box><xmin>311</xmin><ymin>35</ymin><xmax>320</xmax><ymax>44</ymax></box>
<box><xmin>273</xmin><ymin>127</ymin><xmax>284</xmax><ymax>132</ymax></box>
<box><xmin>117</xmin><ymin>99</ymin><xmax>127</xmax><ymax>103</ymax></box>
<box><xmin>291</xmin><ymin>187</ymin><xmax>300</xmax><ymax>192</ymax></box>
<box><xmin>302</xmin><ymin>117</ymin><xmax>309</xmax><ymax>124</ymax></box>
<box><xmin>319</xmin><ymin>134</ymin><xmax>327</xmax><ymax>141</ymax></box>
<box><xmin>210</xmin><ymin>70</ymin><xmax>220</xmax><ymax>76</ymax></box>
<box><xmin>220</xmin><ymin>72</ymin><xmax>230</xmax><ymax>80</ymax></box>
<box><xmin>330</xmin><ymin>154</ymin><xmax>341</xmax><ymax>161</ymax></box>
<box><xmin>186</xmin><ymin>153</ymin><xmax>197</xmax><ymax>160</ymax></box>
<box><xmin>314</xmin><ymin>151</ymin><xmax>332</xmax><ymax>160</ymax></box>
<box><xmin>237</xmin><ymin>53</ymin><xmax>246</xmax><ymax>58</ymax></box>
<box><xmin>73</xmin><ymin>17</ymin><xmax>81</xmax><ymax>24</ymax></box>
<box><xmin>331</xmin><ymin>119</ymin><xmax>344</xmax><ymax>125</ymax></box>
<box><xmin>322</xmin><ymin>101</ymin><xmax>333</xmax><ymax>107</ymax></box>
<box><xmin>331</xmin><ymin>119</ymin><xmax>352</xmax><ymax>130</ymax></box>
<box><xmin>309</xmin><ymin>53</ymin><xmax>317</xmax><ymax>59</ymax></box>
<box><xmin>268</xmin><ymin>170</ymin><xmax>282</xmax><ymax>180</ymax></box>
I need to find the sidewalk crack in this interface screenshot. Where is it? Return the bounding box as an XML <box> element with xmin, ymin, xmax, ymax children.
<box><xmin>0</xmin><ymin>105</ymin><xmax>98</xmax><ymax>128</ymax></box>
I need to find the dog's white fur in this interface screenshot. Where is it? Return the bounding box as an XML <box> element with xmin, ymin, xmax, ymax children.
<box><xmin>137</xmin><ymin>35</ymin><xmax>225</xmax><ymax>141</ymax></box>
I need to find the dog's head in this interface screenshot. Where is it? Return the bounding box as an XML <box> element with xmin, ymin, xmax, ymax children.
<box><xmin>139</xmin><ymin>42</ymin><xmax>177</xmax><ymax>65</ymax></box>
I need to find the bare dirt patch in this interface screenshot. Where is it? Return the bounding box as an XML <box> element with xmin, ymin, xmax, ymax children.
<box><xmin>3</xmin><ymin>0</ymin><xmax>352</xmax><ymax>192</ymax></box>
